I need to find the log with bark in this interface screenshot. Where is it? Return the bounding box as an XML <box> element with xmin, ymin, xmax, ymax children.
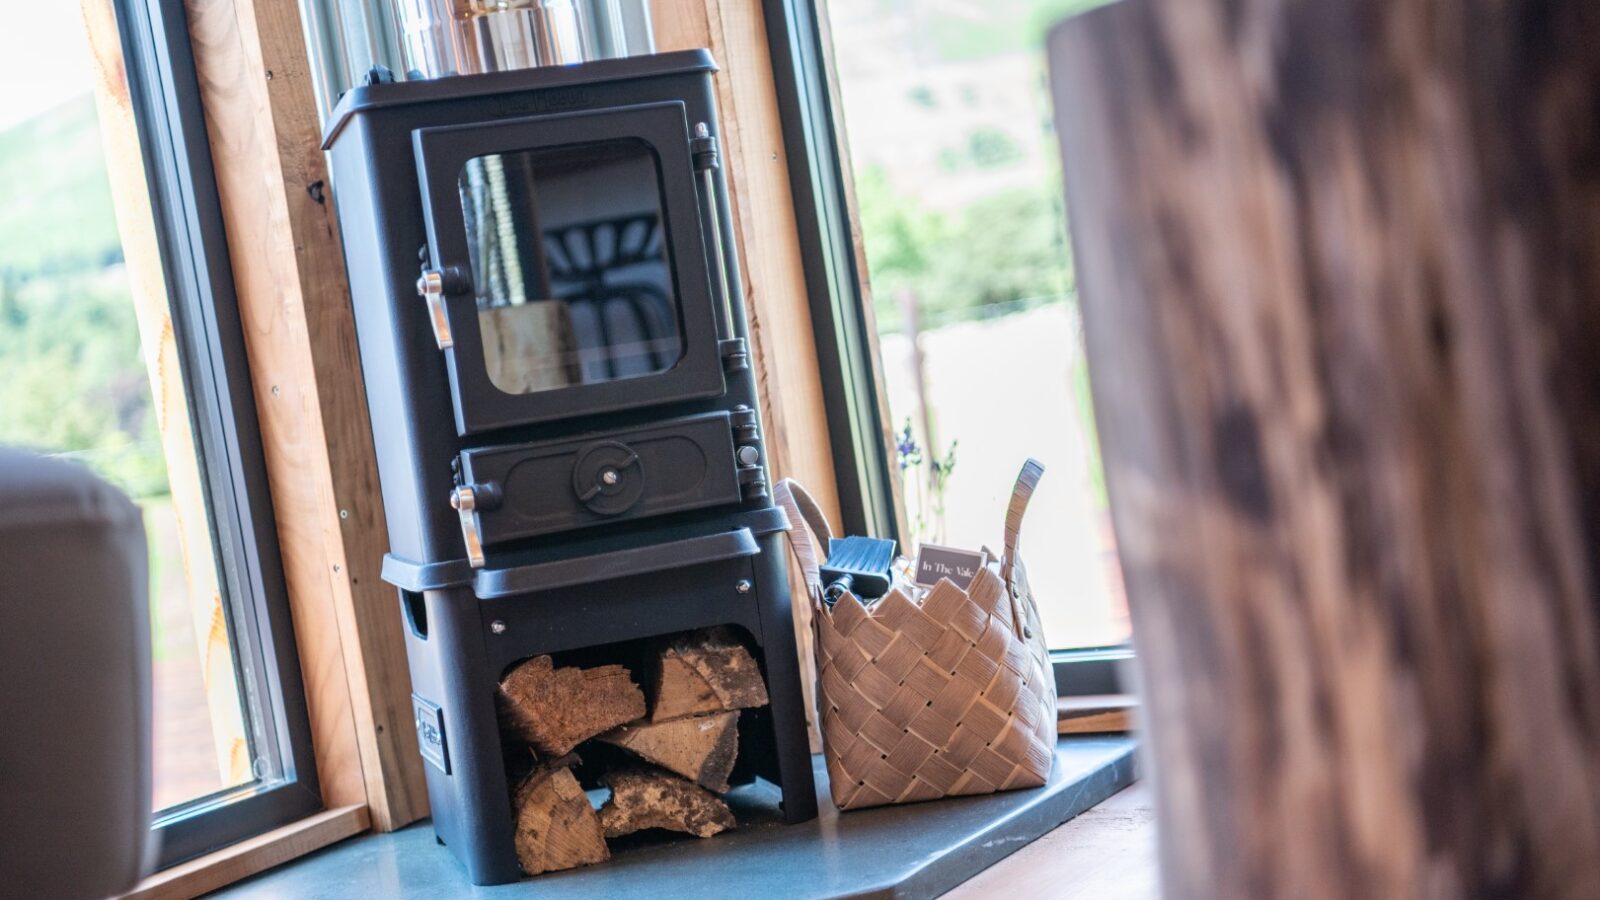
<box><xmin>599</xmin><ymin>709</ymin><xmax>740</xmax><ymax>792</ymax></box>
<box><xmin>651</xmin><ymin>627</ymin><xmax>769</xmax><ymax>722</ymax></box>
<box><xmin>597</xmin><ymin>767</ymin><xmax>736</xmax><ymax>839</ymax></box>
<box><xmin>499</xmin><ymin>655</ymin><xmax>647</xmax><ymax>757</ymax></box>
<box><xmin>497</xmin><ymin>632</ymin><xmax>775</xmax><ymax>872</ymax></box>
<box><xmin>511</xmin><ymin>760</ymin><xmax>609</xmax><ymax>875</ymax></box>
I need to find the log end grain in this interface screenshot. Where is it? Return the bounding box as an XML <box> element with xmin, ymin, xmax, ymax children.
<box><xmin>512</xmin><ymin>765</ymin><xmax>609</xmax><ymax>875</ymax></box>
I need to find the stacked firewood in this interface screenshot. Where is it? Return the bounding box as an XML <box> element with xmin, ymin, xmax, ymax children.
<box><xmin>498</xmin><ymin>628</ymin><xmax>771</xmax><ymax>876</ymax></box>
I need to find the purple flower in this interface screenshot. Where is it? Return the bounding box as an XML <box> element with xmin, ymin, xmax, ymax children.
<box><xmin>895</xmin><ymin>420</ymin><xmax>922</xmax><ymax>471</ymax></box>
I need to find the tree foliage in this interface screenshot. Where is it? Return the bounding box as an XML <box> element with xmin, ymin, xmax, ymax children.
<box><xmin>856</xmin><ymin>164</ymin><xmax>1073</xmax><ymax>331</ymax></box>
<box><xmin>0</xmin><ymin>96</ymin><xmax>167</xmax><ymax>497</ymax></box>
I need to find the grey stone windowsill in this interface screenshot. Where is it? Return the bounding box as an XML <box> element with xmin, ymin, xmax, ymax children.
<box><xmin>218</xmin><ymin>736</ymin><xmax>1137</xmax><ymax>899</ymax></box>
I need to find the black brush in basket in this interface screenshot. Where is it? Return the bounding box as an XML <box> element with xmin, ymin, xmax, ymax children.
<box><xmin>820</xmin><ymin>536</ymin><xmax>898</xmax><ymax>606</ymax></box>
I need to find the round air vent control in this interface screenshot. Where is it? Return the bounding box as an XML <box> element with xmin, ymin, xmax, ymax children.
<box><xmin>572</xmin><ymin>441</ymin><xmax>645</xmax><ymax>515</ymax></box>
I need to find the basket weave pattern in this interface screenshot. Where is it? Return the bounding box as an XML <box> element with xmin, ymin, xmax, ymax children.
<box><xmin>777</xmin><ymin>461</ymin><xmax>1058</xmax><ymax>810</ymax></box>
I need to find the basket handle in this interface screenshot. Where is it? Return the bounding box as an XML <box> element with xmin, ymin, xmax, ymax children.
<box><xmin>1001</xmin><ymin>459</ymin><xmax>1045</xmax><ymax>588</ymax></box>
<box><xmin>773</xmin><ymin>478</ymin><xmax>835</xmax><ymax>610</ymax></box>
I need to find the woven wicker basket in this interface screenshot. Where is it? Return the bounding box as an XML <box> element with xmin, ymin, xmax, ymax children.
<box><xmin>774</xmin><ymin>460</ymin><xmax>1057</xmax><ymax>810</ymax></box>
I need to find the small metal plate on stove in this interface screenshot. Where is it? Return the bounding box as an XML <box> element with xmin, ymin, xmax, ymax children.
<box><xmin>413</xmin><ymin>694</ymin><xmax>451</xmax><ymax>775</ymax></box>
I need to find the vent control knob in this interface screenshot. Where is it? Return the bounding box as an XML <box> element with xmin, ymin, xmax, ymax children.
<box><xmin>573</xmin><ymin>441</ymin><xmax>644</xmax><ymax>516</ymax></box>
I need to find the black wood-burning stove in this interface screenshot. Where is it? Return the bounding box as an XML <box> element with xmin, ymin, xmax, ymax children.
<box><xmin>321</xmin><ymin>49</ymin><xmax>818</xmax><ymax>884</ymax></box>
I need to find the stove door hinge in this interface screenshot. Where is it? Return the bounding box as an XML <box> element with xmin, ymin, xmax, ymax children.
<box><xmin>730</xmin><ymin>405</ymin><xmax>767</xmax><ymax>500</ymax></box>
<box><xmin>719</xmin><ymin>337</ymin><xmax>749</xmax><ymax>372</ymax></box>
<box><xmin>691</xmin><ymin>122</ymin><xmax>721</xmax><ymax>172</ymax></box>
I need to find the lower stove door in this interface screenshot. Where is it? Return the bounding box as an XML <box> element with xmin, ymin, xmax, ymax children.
<box><xmin>456</xmin><ymin>410</ymin><xmax>743</xmax><ymax>549</ymax></box>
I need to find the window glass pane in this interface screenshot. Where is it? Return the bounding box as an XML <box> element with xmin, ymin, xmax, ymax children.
<box><xmin>459</xmin><ymin>138</ymin><xmax>683</xmax><ymax>393</ymax></box>
<box><xmin>0</xmin><ymin>1</ymin><xmax>255</xmax><ymax>812</ymax></box>
<box><xmin>826</xmin><ymin>0</ymin><xmax>1129</xmax><ymax>649</ymax></box>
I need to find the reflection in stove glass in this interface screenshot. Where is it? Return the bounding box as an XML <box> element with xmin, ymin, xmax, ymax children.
<box><xmin>458</xmin><ymin>137</ymin><xmax>683</xmax><ymax>395</ymax></box>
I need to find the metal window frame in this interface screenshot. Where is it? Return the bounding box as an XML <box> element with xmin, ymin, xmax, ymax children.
<box><xmin>760</xmin><ymin>0</ymin><xmax>900</xmax><ymax>545</ymax></box>
<box><xmin>760</xmin><ymin>0</ymin><xmax>1133</xmax><ymax>696</ymax></box>
<box><xmin>113</xmin><ymin>0</ymin><xmax>323</xmax><ymax>867</ymax></box>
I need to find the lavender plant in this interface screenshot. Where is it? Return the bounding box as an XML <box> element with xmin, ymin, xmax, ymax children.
<box><xmin>896</xmin><ymin>418</ymin><xmax>957</xmax><ymax>545</ymax></box>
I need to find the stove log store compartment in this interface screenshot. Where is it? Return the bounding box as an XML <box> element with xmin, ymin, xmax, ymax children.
<box><xmin>322</xmin><ymin>50</ymin><xmax>819</xmax><ymax>885</ymax></box>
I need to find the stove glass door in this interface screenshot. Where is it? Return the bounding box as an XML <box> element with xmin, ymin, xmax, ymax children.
<box><xmin>415</xmin><ymin>101</ymin><xmax>725</xmax><ymax>435</ymax></box>
<box><xmin>461</xmin><ymin>137</ymin><xmax>682</xmax><ymax>394</ymax></box>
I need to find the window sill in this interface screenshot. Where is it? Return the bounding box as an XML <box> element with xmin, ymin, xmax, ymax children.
<box><xmin>199</xmin><ymin>738</ymin><xmax>1135</xmax><ymax>898</ymax></box>
<box><xmin>1058</xmin><ymin>694</ymin><xmax>1138</xmax><ymax>734</ymax></box>
<box><xmin>122</xmin><ymin>805</ymin><xmax>369</xmax><ymax>900</ymax></box>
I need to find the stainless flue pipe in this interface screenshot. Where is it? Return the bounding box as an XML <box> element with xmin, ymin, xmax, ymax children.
<box><xmin>396</xmin><ymin>0</ymin><xmax>654</xmax><ymax>79</ymax></box>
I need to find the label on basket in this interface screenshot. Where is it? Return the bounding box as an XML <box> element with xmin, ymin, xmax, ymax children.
<box><xmin>914</xmin><ymin>544</ymin><xmax>986</xmax><ymax>590</ymax></box>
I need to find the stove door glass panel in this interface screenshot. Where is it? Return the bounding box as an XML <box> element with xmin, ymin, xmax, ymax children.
<box><xmin>458</xmin><ymin>138</ymin><xmax>683</xmax><ymax>395</ymax></box>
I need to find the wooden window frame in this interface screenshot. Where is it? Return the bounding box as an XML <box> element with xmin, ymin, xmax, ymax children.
<box><xmin>82</xmin><ymin>0</ymin><xmax>429</xmax><ymax>891</ymax></box>
<box><xmin>88</xmin><ymin>0</ymin><xmax>327</xmax><ymax>869</ymax></box>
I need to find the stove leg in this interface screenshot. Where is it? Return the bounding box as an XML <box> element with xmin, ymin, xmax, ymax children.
<box><xmin>751</xmin><ymin>535</ymin><xmax>821</xmax><ymax>824</ymax></box>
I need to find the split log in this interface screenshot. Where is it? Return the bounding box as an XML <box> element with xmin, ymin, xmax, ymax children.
<box><xmin>499</xmin><ymin>655</ymin><xmax>646</xmax><ymax>757</ymax></box>
<box><xmin>599</xmin><ymin>710</ymin><xmax>740</xmax><ymax>792</ymax></box>
<box><xmin>652</xmin><ymin>628</ymin><xmax>769</xmax><ymax>722</ymax></box>
<box><xmin>512</xmin><ymin>763</ymin><xmax>609</xmax><ymax>875</ymax></box>
<box><xmin>598</xmin><ymin>768</ymin><xmax>736</xmax><ymax>839</ymax></box>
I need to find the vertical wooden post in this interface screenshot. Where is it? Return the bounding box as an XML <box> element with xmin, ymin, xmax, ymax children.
<box><xmin>654</xmin><ymin>1</ymin><xmax>850</xmax><ymax>749</ymax></box>
<box><xmin>1050</xmin><ymin>0</ymin><xmax>1600</xmax><ymax>897</ymax></box>
<box><xmin>183</xmin><ymin>0</ymin><xmax>427</xmax><ymax>829</ymax></box>
<box><xmin>653</xmin><ymin>2</ymin><xmax>844</xmax><ymax>529</ymax></box>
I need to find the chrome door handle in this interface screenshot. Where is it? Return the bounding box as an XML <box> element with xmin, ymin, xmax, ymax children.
<box><xmin>450</xmin><ymin>485</ymin><xmax>484</xmax><ymax>568</ymax></box>
<box><xmin>417</xmin><ymin>268</ymin><xmax>454</xmax><ymax>349</ymax></box>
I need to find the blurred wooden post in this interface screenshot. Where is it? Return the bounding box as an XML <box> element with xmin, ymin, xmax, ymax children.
<box><xmin>1049</xmin><ymin>1</ymin><xmax>1600</xmax><ymax>897</ymax></box>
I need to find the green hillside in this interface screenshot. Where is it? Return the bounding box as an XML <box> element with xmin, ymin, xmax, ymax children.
<box><xmin>0</xmin><ymin>93</ymin><xmax>163</xmax><ymax>497</ymax></box>
<box><xmin>0</xmin><ymin>93</ymin><xmax>123</xmax><ymax>279</ymax></box>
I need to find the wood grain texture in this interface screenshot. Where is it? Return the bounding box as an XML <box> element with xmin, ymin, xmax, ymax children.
<box><xmin>655</xmin><ymin>0</ymin><xmax>847</xmax><ymax>752</ymax></box>
<box><xmin>945</xmin><ymin>783</ymin><xmax>1156</xmax><ymax>900</ymax></box>
<box><xmin>183</xmin><ymin>0</ymin><xmax>426</xmax><ymax>829</ymax></box>
<box><xmin>601</xmin><ymin>710</ymin><xmax>742</xmax><ymax>792</ymax></box>
<box><xmin>81</xmin><ymin>0</ymin><xmax>251</xmax><ymax>788</ymax></box>
<box><xmin>650</xmin><ymin>627</ymin><xmax>770</xmax><ymax>722</ymax></box>
<box><xmin>498</xmin><ymin>656</ymin><xmax>647</xmax><ymax>757</ymax></box>
<box><xmin>1050</xmin><ymin>1</ymin><xmax>1600</xmax><ymax>897</ymax></box>
<box><xmin>511</xmin><ymin>765</ymin><xmax>609</xmax><ymax>876</ymax></box>
<box><xmin>121</xmin><ymin>804</ymin><xmax>369</xmax><ymax>900</ymax></box>
<box><xmin>1057</xmin><ymin>695</ymin><xmax>1136</xmax><ymax>734</ymax></box>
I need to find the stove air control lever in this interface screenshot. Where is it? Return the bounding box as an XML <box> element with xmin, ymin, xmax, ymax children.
<box><xmin>417</xmin><ymin>265</ymin><xmax>469</xmax><ymax>350</ymax></box>
<box><xmin>450</xmin><ymin>485</ymin><xmax>485</xmax><ymax>568</ymax></box>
